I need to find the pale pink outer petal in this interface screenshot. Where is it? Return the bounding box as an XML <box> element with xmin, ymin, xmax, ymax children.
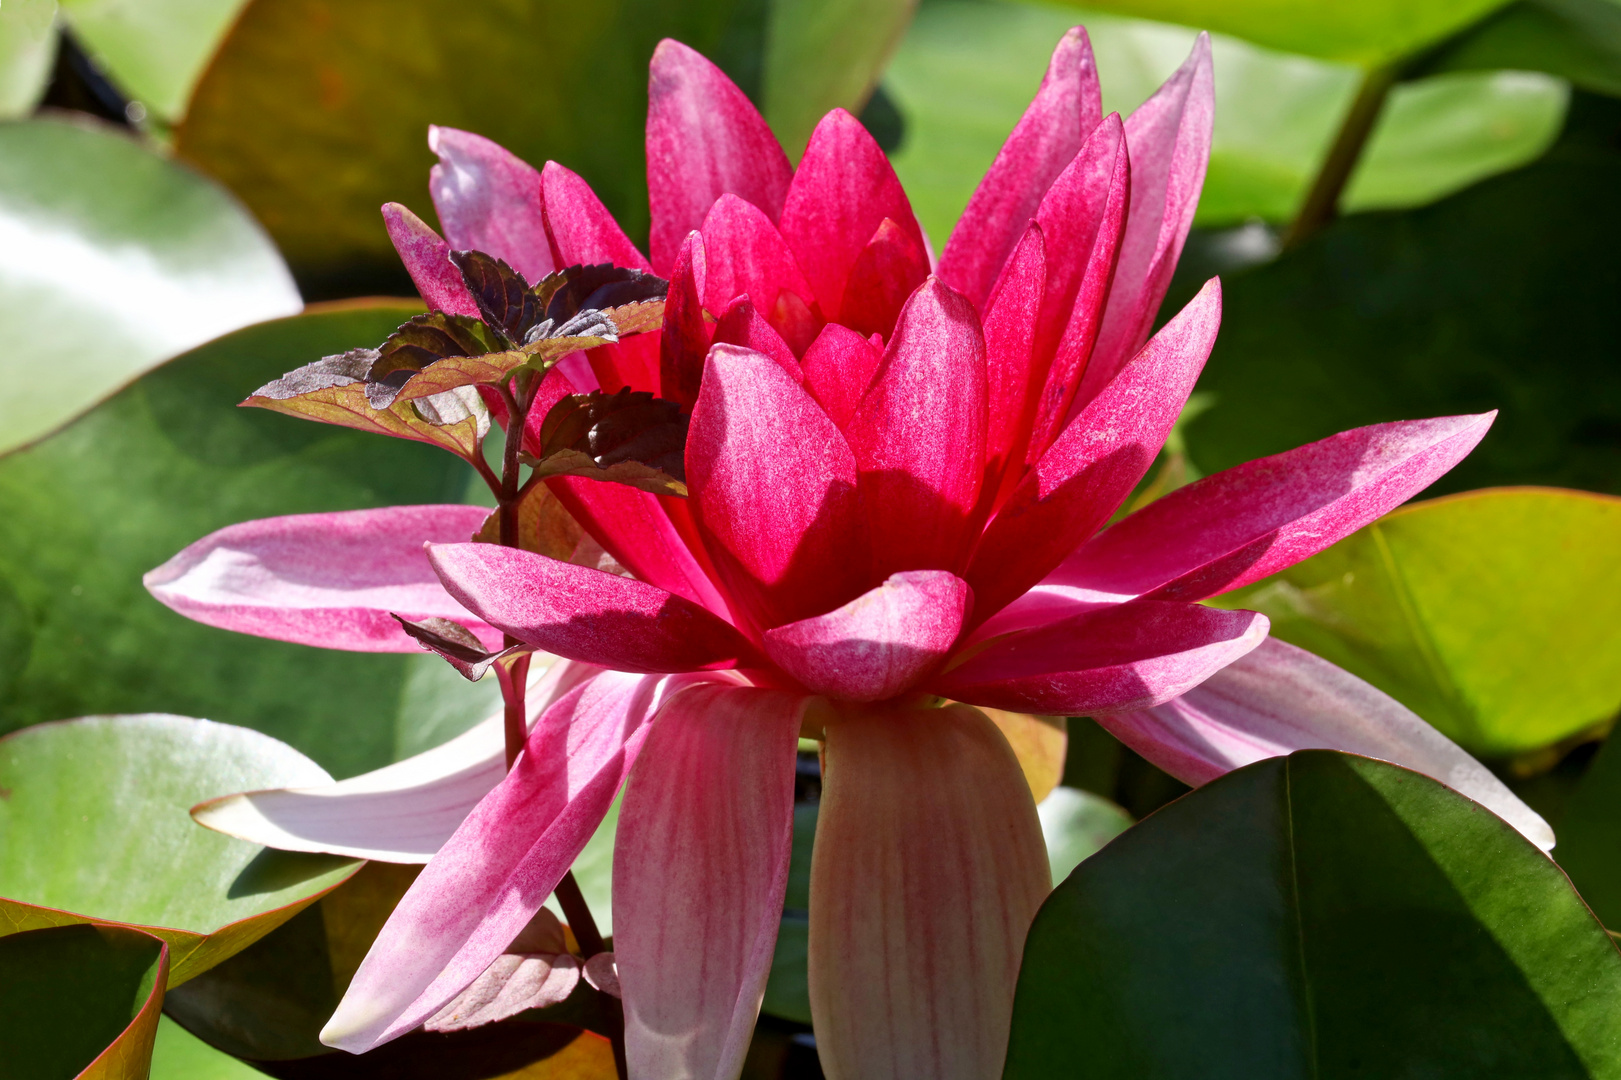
<box><xmin>189</xmin><ymin>660</ymin><xmax>598</xmax><ymax>862</ymax></box>
<box><xmin>938</xmin><ymin>26</ymin><xmax>1101</xmax><ymax>311</ymax></box>
<box><xmin>763</xmin><ymin>571</ymin><xmax>971</xmax><ymax>702</ymax></box>
<box><xmin>846</xmin><ymin>278</ymin><xmax>987</xmax><ymax>580</ymax></box>
<box><xmin>143</xmin><ymin>505</ymin><xmax>500</xmax><ymax>653</ymax></box>
<box><xmin>1078</xmin><ymin>32</ymin><xmax>1213</xmax><ymax>410</ymax></box>
<box><xmin>699</xmin><ymin>194</ymin><xmax>817</xmax><ymax>324</ymax></box>
<box><xmin>1055</xmin><ymin>412</ymin><xmax>1498</xmax><ymax>602</ymax></box>
<box><xmin>382</xmin><ymin>203</ymin><xmax>479</xmax><ymax>317</ymax></box>
<box><xmin>646</xmin><ymin>39</ymin><xmax>795</xmax><ymax>275</ymax></box>
<box><xmin>320</xmin><ymin>670</ymin><xmax>695</xmax><ymax>1052</ymax></box>
<box><xmin>1101</xmin><ymin>638</ymin><xmax>1554</xmax><ymax>849</ymax></box>
<box><xmin>934</xmin><ymin>600</ymin><xmax>1269</xmax><ymax>715</ymax></box>
<box><xmin>799</xmin><ymin>322</ymin><xmax>884</xmax><ymax>430</ymax></box>
<box><xmin>427</xmin><ymin>543</ymin><xmax>758</xmax><ymax>673</ymax></box>
<box><xmin>427</xmin><ymin>126</ymin><xmax>555</xmax><ymax>284</ymax></box>
<box><xmin>964</xmin><ymin>279</ymin><xmax>1220</xmax><ymax>624</ymax></box>
<box><xmin>615</xmin><ymin>684</ymin><xmax>807</xmax><ymax>1080</ymax></box>
<box><xmin>810</xmin><ymin>701</ymin><xmax>1050</xmax><ymax>1080</ymax></box>
<box><xmin>540</xmin><ymin>161</ymin><xmax>653</xmax><ymax>271</ymax></box>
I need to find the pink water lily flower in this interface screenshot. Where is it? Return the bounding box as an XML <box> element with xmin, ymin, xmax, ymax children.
<box><xmin>147</xmin><ymin>29</ymin><xmax>1553</xmax><ymax>1080</ymax></box>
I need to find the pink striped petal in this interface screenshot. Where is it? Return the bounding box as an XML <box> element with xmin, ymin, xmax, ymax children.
<box><xmin>688</xmin><ymin>344</ymin><xmax>868</xmax><ymax>634</ymax></box>
<box><xmin>965</xmin><ymin>279</ymin><xmax>1220</xmax><ymax>623</ymax></box>
<box><xmin>646</xmin><ymin>39</ymin><xmax>794</xmax><ymax>275</ymax></box>
<box><xmin>980</xmin><ymin>223</ymin><xmax>1046</xmax><ymax>504</ymax></box>
<box><xmin>779</xmin><ymin>109</ymin><xmax>926</xmax><ymax>321</ymax></box>
<box><xmin>837</xmin><ymin>217</ymin><xmax>931</xmax><ymax>339</ymax></box>
<box><xmin>799</xmin><ymin>321</ymin><xmax>884</xmax><ymax>430</ymax></box>
<box><xmin>540</xmin><ymin>161</ymin><xmax>652</xmax><ymax>271</ymax></box>
<box><xmin>846</xmin><ymin>278</ymin><xmax>987</xmax><ymax>579</ymax></box>
<box><xmin>1058</xmin><ymin>413</ymin><xmax>1497</xmax><ymax>603</ymax></box>
<box><xmin>934</xmin><ymin>600</ymin><xmax>1268</xmax><ymax>715</ymax></box>
<box><xmin>321</xmin><ymin>670</ymin><xmax>685</xmax><ymax>1052</ymax></box>
<box><xmin>191</xmin><ymin>659</ymin><xmax>598</xmax><ymax>861</ymax></box>
<box><xmin>1079</xmin><ymin>32</ymin><xmax>1213</xmax><ymax>410</ymax></box>
<box><xmin>144</xmin><ymin>505</ymin><xmax>498</xmax><ymax>653</ymax></box>
<box><xmin>764</xmin><ymin>571</ymin><xmax>971</xmax><ymax>702</ymax></box>
<box><xmin>712</xmin><ymin>296</ymin><xmax>801</xmax><ymax>381</ymax></box>
<box><xmin>699</xmin><ymin>195</ymin><xmax>818</xmax><ymax>335</ymax></box>
<box><xmin>428</xmin><ymin>543</ymin><xmax>757</xmax><ymax>672</ymax></box>
<box><xmin>616</xmin><ymin>684</ymin><xmax>806</xmax><ymax>1080</ymax></box>
<box><xmin>427</xmin><ymin>126</ymin><xmax>554</xmax><ymax>284</ymax></box>
<box><xmin>660</xmin><ymin>230</ymin><xmax>711</xmax><ymax>408</ymax></box>
<box><xmin>382</xmin><ymin>203</ymin><xmax>478</xmax><ymax>318</ymax></box>
<box><xmin>810</xmin><ymin>701</ymin><xmax>1050</xmax><ymax>1080</ymax></box>
<box><xmin>937</xmin><ymin>27</ymin><xmax>1101</xmax><ymax>311</ymax></box>
<box><xmin>1100</xmin><ymin>638</ymin><xmax>1554</xmax><ymax>849</ymax></box>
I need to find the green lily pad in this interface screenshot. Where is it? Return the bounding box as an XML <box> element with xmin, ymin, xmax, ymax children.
<box><xmin>0</xmin><ymin>923</ymin><xmax>169</xmax><ymax>1080</ymax></box>
<box><xmin>0</xmin><ymin>714</ymin><xmax>359</xmax><ymax>985</ymax></box>
<box><xmin>1005</xmin><ymin>750</ymin><xmax>1621</xmax><ymax>1078</ymax></box>
<box><xmin>1552</xmin><ymin>735</ymin><xmax>1621</xmax><ymax>932</ymax></box>
<box><xmin>1038</xmin><ymin>786</ymin><xmax>1134</xmax><ymax>885</ymax></box>
<box><xmin>0</xmin><ymin>116</ymin><xmax>302</xmax><ymax>457</ymax></box>
<box><xmin>0</xmin><ymin>301</ymin><xmax>502</xmax><ymax>777</ymax></box>
<box><xmin>0</xmin><ymin>0</ymin><xmax>56</xmax><ymax>119</ymax></box>
<box><xmin>1213</xmin><ymin>489</ymin><xmax>1621</xmax><ymax>757</ymax></box>
<box><xmin>151</xmin><ymin>1016</ymin><xmax>267</xmax><ymax>1080</ymax></box>
<box><xmin>1421</xmin><ymin>0</ymin><xmax>1621</xmax><ymax>100</ymax></box>
<box><xmin>57</xmin><ymin>0</ymin><xmax>252</xmax><ymax>123</ymax></box>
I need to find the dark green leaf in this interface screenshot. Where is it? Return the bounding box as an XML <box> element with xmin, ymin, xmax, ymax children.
<box><xmin>0</xmin><ymin>303</ymin><xmax>500</xmax><ymax>776</ymax></box>
<box><xmin>1005</xmin><ymin>751</ymin><xmax>1621</xmax><ymax>1079</ymax></box>
<box><xmin>0</xmin><ymin>924</ymin><xmax>168</xmax><ymax>1080</ymax></box>
<box><xmin>1421</xmin><ymin>0</ymin><xmax>1621</xmax><ymax>99</ymax></box>
<box><xmin>530</xmin><ymin>388</ymin><xmax>689</xmax><ymax>497</ymax></box>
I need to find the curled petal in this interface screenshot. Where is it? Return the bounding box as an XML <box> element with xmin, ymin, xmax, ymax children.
<box><xmin>428</xmin><ymin>126</ymin><xmax>554</xmax><ymax>284</ymax></box>
<box><xmin>1100</xmin><ymin>638</ymin><xmax>1554</xmax><ymax>850</ymax></box>
<box><xmin>382</xmin><ymin>203</ymin><xmax>478</xmax><ymax>318</ymax></box>
<box><xmin>143</xmin><ymin>505</ymin><xmax>499</xmax><ymax>653</ymax></box>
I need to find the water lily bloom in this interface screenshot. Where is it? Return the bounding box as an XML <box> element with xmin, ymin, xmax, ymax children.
<box><xmin>147</xmin><ymin>28</ymin><xmax>1553</xmax><ymax>1080</ymax></box>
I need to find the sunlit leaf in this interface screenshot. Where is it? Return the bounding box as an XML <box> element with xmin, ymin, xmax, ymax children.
<box><xmin>1421</xmin><ymin>0</ymin><xmax>1621</xmax><ymax>99</ymax></box>
<box><xmin>0</xmin><ymin>0</ymin><xmax>56</xmax><ymax>119</ymax></box>
<box><xmin>1038</xmin><ymin>786</ymin><xmax>1133</xmax><ymax>886</ymax></box>
<box><xmin>151</xmin><ymin>1015</ymin><xmax>265</xmax><ymax>1080</ymax></box>
<box><xmin>472</xmin><ymin>483</ymin><xmax>585</xmax><ymax>561</ymax></box>
<box><xmin>57</xmin><ymin>0</ymin><xmax>250</xmax><ymax>121</ymax></box>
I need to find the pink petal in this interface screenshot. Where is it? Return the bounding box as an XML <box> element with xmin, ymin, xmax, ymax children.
<box><xmin>143</xmin><ymin>505</ymin><xmax>499</xmax><ymax>653</ymax></box>
<box><xmin>1100</xmin><ymin>638</ymin><xmax>1554</xmax><ymax>849</ymax></box>
<box><xmin>934</xmin><ymin>600</ymin><xmax>1268</xmax><ymax>715</ymax></box>
<box><xmin>191</xmin><ymin>660</ymin><xmax>598</xmax><ymax>862</ymax></box>
<box><xmin>712</xmin><ymin>295</ymin><xmax>802</xmax><ymax>381</ymax></box>
<box><xmin>763</xmin><ymin>571</ymin><xmax>971</xmax><ymax>702</ymax></box>
<box><xmin>964</xmin><ymin>279</ymin><xmax>1220</xmax><ymax>624</ymax></box>
<box><xmin>660</xmin><ymin>230</ymin><xmax>711</xmax><ymax>408</ymax></box>
<box><xmin>427</xmin><ymin>543</ymin><xmax>758</xmax><ymax>672</ymax></box>
<box><xmin>589</xmin><ymin>333</ymin><xmax>662</xmax><ymax>395</ymax></box>
<box><xmin>1079</xmin><ymin>32</ymin><xmax>1213</xmax><ymax>411</ymax></box>
<box><xmin>540</xmin><ymin>161</ymin><xmax>653</xmax><ymax>271</ymax></box>
<box><xmin>616</xmin><ymin>684</ymin><xmax>806</xmax><ymax>1080</ymax></box>
<box><xmin>646</xmin><ymin>39</ymin><xmax>795</xmax><ymax>275</ymax></box>
<box><xmin>846</xmin><ymin>278</ymin><xmax>987</xmax><ymax>580</ymax></box>
<box><xmin>779</xmin><ymin>109</ymin><xmax>926</xmax><ymax>322</ymax></box>
<box><xmin>810</xmin><ymin>701</ymin><xmax>1050</xmax><ymax>1080</ymax></box>
<box><xmin>937</xmin><ymin>27</ymin><xmax>1101</xmax><ymax>311</ymax></box>
<box><xmin>321</xmin><ymin>670</ymin><xmax>685</xmax><ymax>1052</ymax></box>
<box><xmin>799</xmin><ymin>321</ymin><xmax>884</xmax><ymax>430</ymax></box>
<box><xmin>427</xmin><ymin>126</ymin><xmax>555</xmax><ymax>284</ymax></box>
<box><xmin>1058</xmin><ymin>413</ymin><xmax>1498</xmax><ymax>602</ymax></box>
<box><xmin>699</xmin><ymin>194</ymin><xmax>819</xmax><ymax>343</ymax></box>
<box><xmin>837</xmin><ymin>217</ymin><xmax>931</xmax><ymax>339</ymax></box>
<box><xmin>382</xmin><ymin>203</ymin><xmax>479</xmax><ymax>318</ymax></box>
<box><xmin>978</xmin><ymin>223</ymin><xmax>1046</xmax><ymax>508</ymax></box>
<box><xmin>688</xmin><ymin>344</ymin><xmax>868</xmax><ymax>634</ymax></box>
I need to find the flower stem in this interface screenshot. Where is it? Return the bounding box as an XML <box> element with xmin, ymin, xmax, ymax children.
<box><xmin>1282</xmin><ymin>64</ymin><xmax>1395</xmax><ymax>250</ymax></box>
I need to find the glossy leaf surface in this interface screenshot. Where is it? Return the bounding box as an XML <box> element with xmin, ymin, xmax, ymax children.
<box><xmin>0</xmin><ymin>0</ymin><xmax>55</xmax><ymax>119</ymax></box>
<box><xmin>1423</xmin><ymin>0</ymin><xmax>1621</xmax><ymax>99</ymax></box>
<box><xmin>0</xmin><ymin>116</ymin><xmax>301</xmax><ymax>457</ymax></box>
<box><xmin>0</xmin><ymin>304</ymin><xmax>499</xmax><ymax>777</ymax></box>
<box><xmin>1214</xmin><ymin>489</ymin><xmax>1621</xmax><ymax>757</ymax></box>
<box><xmin>1006</xmin><ymin>751</ymin><xmax>1621</xmax><ymax>1079</ymax></box>
<box><xmin>57</xmin><ymin>0</ymin><xmax>251</xmax><ymax>121</ymax></box>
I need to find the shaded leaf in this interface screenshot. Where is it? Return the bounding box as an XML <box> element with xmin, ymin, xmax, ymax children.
<box><xmin>473</xmin><ymin>483</ymin><xmax>586</xmax><ymax>561</ymax></box>
<box><xmin>151</xmin><ymin>1015</ymin><xmax>267</xmax><ymax>1080</ymax></box>
<box><xmin>761</xmin><ymin>803</ymin><xmax>817</xmax><ymax>1024</ymax></box>
<box><xmin>394</xmin><ymin>615</ymin><xmax>523</xmax><ymax>682</ymax></box>
<box><xmin>1421</xmin><ymin>0</ymin><xmax>1621</xmax><ymax>99</ymax></box>
<box><xmin>529</xmin><ymin>388</ymin><xmax>690</xmax><ymax>496</ymax></box>
<box><xmin>1005</xmin><ymin>751</ymin><xmax>1621</xmax><ymax>1079</ymax></box>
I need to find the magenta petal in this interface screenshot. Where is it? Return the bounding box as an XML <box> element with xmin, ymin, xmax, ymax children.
<box><xmin>428</xmin><ymin>543</ymin><xmax>757</xmax><ymax>672</ymax></box>
<box><xmin>320</xmin><ymin>670</ymin><xmax>683</xmax><ymax>1052</ymax></box>
<box><xmin>660</xmin><ymin>230</ymin><xmax>711</xmax><ymax>408</ymax></box>
<box><xmin>836</xmin><ymin>216</ymin><xmax>931</xmax><ymax>339</ymax></box>
<box><xmin>427</xmin><ymin>126</ymin><xmax>554</xmax><ymax>285</ymax></box>
<box><xmin>1100</xmin><ymin>638</ymin><xmax>1554</xmax><ymax>849</ymax></box>
<box><xmin>616</xmin><ymin>684</ymin><xmax>805</xmax><ymax>1080</ymax></box>
<box><xmin>779</xmin><ymin>109</ymin><xmax>926</xmax><ymax>321</ymax></box>
<box><xmin>764</xmin><ymin>571</ymin><xmax>970</xmax><ymax>702</ymax></box>
<box><xmin>699</xmin><ymin>194</ymin><xmax>818</xmax><ymax>331</ymax></box>
<box><xmin>382</xmin><ymin>203</ymin><xmax>479</xmax><ymax>318</ymax></box>
<box><xmin>1080</xmin><ymin>32</ymin><xmax>1214</xmax><ymax>410</ymax></box>
<box><xmin>647</xmin><ymin>39</ymin><xmax>794</xmax><ymax>275</ymax></box>
<box><xmin>1059</xmin><ymin>412</ymin><xmax>1498</xmax><ymax>602</ymax></box>
<box><xmin>540</xmin><ymin>161</ymin><xmax>652</xmax><ymax>271</ymax></box>
<box><xmin>798</xmin><ymin>321</ymin><xmax>885</xmax><ymax>431</ymax></box>
<box><xmin>712</xmin><ymin>296</ymin><xmax>802</xmax><ymax>381</ymax></box>
<box><xmin>846</xmin><ymin>278</ymin><xmax>987</xmax><ymax>579</ymax></box>
<box><xmin>934</xmin><ymin>600</ymin><xmax>1268</xmax><ymax>714</ymax></box>
<box><xmin>143</xmin><ymin>505</ymin><xmax>498</xmax><ymax>652</ymax></box>
<box><xmin>980</xmin><ymin>222</ymin><xmax>1046</xmax><ymax>503</ymax></box>
<box><xmin>938</xmin><ymin>26</ymin><xmax>1101</xmax><ymax>311</ymax></box>
<box><xmin>688</xmin><ymin>344</ymin><xmax>868</xmax><ymax>633</ymax></box>
<box><xmin>965</xmin><ymin>278</ymin><xmax>1221</xmax><ymax>624</ymax></box>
